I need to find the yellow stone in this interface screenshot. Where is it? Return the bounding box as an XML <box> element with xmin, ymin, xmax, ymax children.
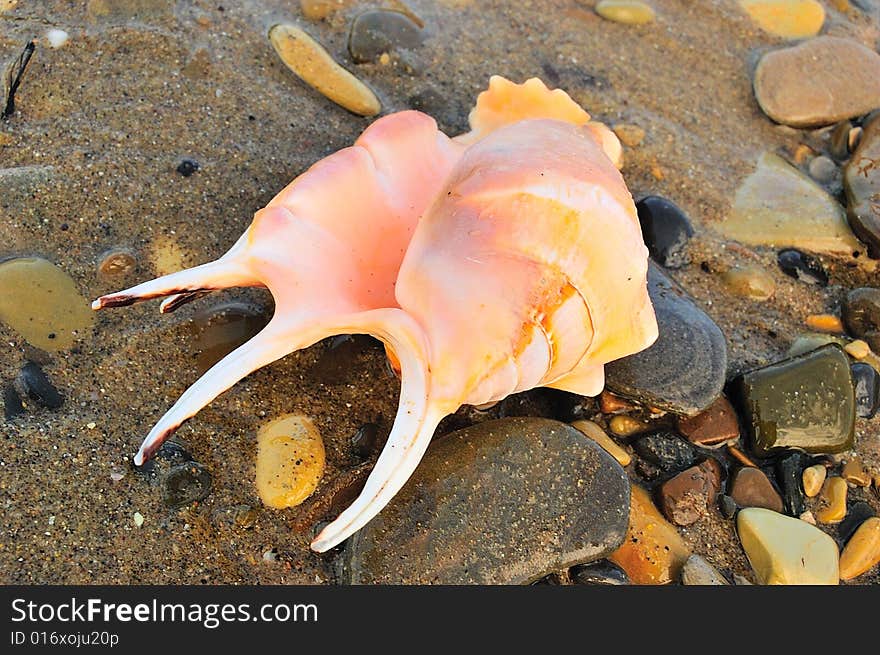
<box><xmin>816</xmin><ymin>477</ymin><xmax>847</xmax><ymax>524</ymax></box>
<box><xmin>255</xmin><ymin>414</ymin><xmax>326</xmax><ymax>509</ymax></box>
<box><xmin>739</xmin><ymin>0</ymin><xmax>825</xmax><ymax>39</ymax></box>
<box><xmin>802</xmin><ymin>464</ymin><xmax>826</xmax><ymax>497</ymax></box>
<box><xmin>844</xmin><ymin>339</ymin><xmax>870</xmax><ymax>359</ymax></box>
<box><xmin>571</xmin><ymin>420</ymin><xmax>631</xmax><ymax>466</ymax></box>
<box><xmin>841</xmin><ymin>457</ymin><xmax>871</xmax><ymax>487</ymax></box>
<box><xmin>269</xmin><ymin>23</ymin><xmax>381</xmax><ymax>117</ymax></box>
<box><xmin>737</xmin><ymin>508</ymin><xmax>838</xmax><ymax>584</ymax></box>
<box><xmin>608</xmin><ymin>414</ymin><xmax>650</xmax><ymax>437</ymax></box>
<box><xmin>608</xmin><ymin>485</ymin><xmax>690</xmax><ymax>584</ymax></box>
<box><xmin>0</xmin><ymin>257</ymin><xmax>94</xmax><ymax>351</ymax></box>
<box><xmin>612</xmin><ymin>124</ymin><xmax>646</xmax><ymax>147</ymax></box>
<box><xmin>721</xmin><ymin>265</ymin><xmax>776</xmax><ymax>301</ymax></box>
<box><xmin>839</xmin><ymin>517</ymin><xmax>880</xmax><ymax>580</ymax></box>
<box><xmin>805</xmin><ymin>314</ymin><xmax>843</xmax><ymax>334</ymax></box>
<box><xmin>596</xmin><ymin>0</ymin><xmax>656</xmax><ymax>25</ymax></box>
<box><xmin>300</xmin><ymin>0</ymin><xmax>350</xmax><ymax>20</ymax></box>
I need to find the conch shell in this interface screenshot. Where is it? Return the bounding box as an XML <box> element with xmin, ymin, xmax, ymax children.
<box><xmin>93</xmin><ymin>77</ymin><xmax>657</xmax><ymax>552</ymax></box>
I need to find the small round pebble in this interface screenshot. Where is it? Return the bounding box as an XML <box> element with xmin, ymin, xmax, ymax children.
<box><xmin>721</xmin><ymin>265</ymin><xmax>775</xmax><ymax>301</ymax></box>
<box><xmin>255</xmin><ymin>414</ymin><xmax>326</xmax><ymax>508</ymax></box>
<box><xmin>608</xmin><ymin>414</ymin><xmax>649</xmax><ymax>437</ymax></box>
<box><xmin>815</xmin><ymin>476</ymin><xmax>847</xmax><ymax>524</ymax></box>
<box><xmin>348</xmin><ymin>10</ymin><xmax>424</xmax><ymax>64</ymax></box>
<box><xmin>681</xmin><ymin>554</ymin><xmax>729</xmax><ymax>585</ymax></box>
<box><xmin>98</xmin><ymin>249</ymin><xmax>137</xmax><ymax>276</ymax></box>
<box><xmin>176</xmin><ymin>159</ymin><xmax>199</xmax><ymax>176</ymax></box>
<box><xmin>596</xmin><ymin>0</ymin><xmax>656</xmax><ymax>24</ymax></box>
<box><xmin>839</xmin><ymin>517</ymin><xmax>880</xmax><ymax>580</ymax></box>
<box><xmin>777</xmin><ymin>249</ymin><xmax>828</xmax><ymax>286</ymax></box>
<box><xmin>843</xmin><ymin>288</ymin><xmax>880</xmax><ymax>352</ymax></box>
<box><xmin>851</xmin><ymin>362</ymin><xmax>880</xmax><ymax>418</ymax></box>
<box><xmin>45</xmin><ymin>28</ymin><xmax>69</xmax><ymax>48</ymax></box>
<box><xmin>808</xmin><ymin>156</ymin><xmax>837</xmax><ymax>183</ymax></box>
<box><xmin>802</xmin><ymin>463</ymin><xmax>826</xmax><ymax>497</ymax></box>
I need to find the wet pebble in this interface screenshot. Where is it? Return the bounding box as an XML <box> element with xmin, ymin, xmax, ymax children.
<box><xmin>17</xmin><ymin>362</ymin><xmax>63</xmax><ymax>409</ymax></box>
<box><xmin>269</xmin><ymin>23</ymin><xmax>381</xmax><ymax>117</ymax></box>
<box><xmin>45</xmin><ymin>29</ymin><xmax>69</xmax><ymax>49</ymax></box>
<box><xmin>571</xmin><ymin>420</ymin><xmax>631</xmax><ymax>466</ymax></box>
<box><xmin>635</xmin><ymin>195</ymin><xmax>694</xmax><ymax>269</ymax></box>
<box><xmin>608</xmin><ymin>414</ymin><xmax>650</xmax><ymax>437</ymax></box>
<box><xmin>3</xmin><ymin>384</ymin><xmax>24</xmax><ymax>420</ymax></box>
<box><xmin>657</xmin><ymin>459</ymin><xmax>722</xmax><ymax>526</ymax></box>
<box><xmin>830</xmin><ymin>120</ymin><xmax>853</xmax><ymax>161</ymax></box>
<box><xmin>348</xmin><ymin>10</ymin><xmax>424</xmax><ymax>64</ymax></box>
<box><xmin>738</xmin><ymin>0</ymin><xmax>824</xmax><ymax>38</ymax></box>
<box><xmin>775</xmin><ymin>452</ymin><xmax>806</xmax><ymax>516</ymax></box>
<box><xmin>633</xmin><ymin>430</ymin><xmax>697</xmax><ymax>475</ymax></box>
<box><xmin>735</xmin><ymin>344</ymin><xmax>854</xmax><ymax>456</ymax></box>
<box><xmin>681</xmin><ymin>553</ymin><xmax>729</xmax><ymax>585</ymax></box>
<box><xmin>605</xmin><ymin>263</ymin><xmax>727</xmax><ymax>415</ymax></box>
<box><xmin>842</xmin><ymin>288</ymin><xmax>880</xmax><ymax>352</ymax></box>
<box><xmin>787</xmin><ymin>333</ymin><xmax>846</xmax><ymax>358</ymax></box>
<box><xmin>595</xmin><ymin>0</ymin><xmax>656</xmax><ymax>24</ymax></box>
<box><xmin>719</xmin><ymin>494</ymin><xmax>737</xmax><ymax>519</ymax></box>
<box><xmin>730</xmin><ymin>467</ymin><xmax>783</xmax><ymax>513</ymax></box>
<box><xmin>675</xmin><ymin>395</ymin><xmax>739</xmax><ymax>446</ymax></box>
<box><xmin>753</xmin><ymin>36</ymin><xmax>880</xmax><ymax>128</ymax></box>
<box><xmin>802</xmin><ymin>463</ymin><xmax>827</xmax><ymax>497</ymax></box>
<box><xmin>600</xmin><ymin>390</ymin><xmax>636</xmax><ymax>414</ymax></box>
<box><xmin>162</xmin><ymin>462</ymin><xmax>213</xmax><ymax>508</ymax></box>
<box><xmin>720</xmin><ymin>265</ymin><xmax>775</xmax><ymax>301</ymax></box>
<box><xmin>844</xmin><ymin>113</ymin><xmax>880</xmax><ymax>256</ymax></box>
<box><xmin>569</xmin><ymin>560</ymin><xmax>629</xmax><ymax>585</ymax></box>
<box><xmin>816</xmin><ymin>477</ymin><xmax>847</xmax><ymax>524</ymax></box>
<box><xmin>839</xmin><ymin>517</ymin><xmax>880</xmax><ymax>580</ymax></box>
<box><xmin>98</xmin><ymin>249</ymin><xmax>137</xmax><ymax>277</ymax></box>
<box><xmin>342</xmin><ymin>418</ymin><xmax>630</xmax><ymax>584</ymax></box>
<box><xmin>805</xmin><ymin>314</ymin><xmax>844</xmax><ymax>334</ymax></box>
<box><xmin>737</xmin><ymin>507</ymin><xmax>839</xmax><ymax>584</ymax></box>
<box><xmin>176</xmin><ymin>159</ymin><xmax>199</xmax><ymax>177</ymax></box>
<box><xmin>189</xmin><ymin>302</ymin><xmax>269</xmax><ymax>375</ymax></box>
<box><xmin>842</xmin><ymin>456</ymin><xmax>872</xmax><ymax>487</ymax></box>
<box><xmin>351</xmin><ymin>422</ymin><xmax>381</xmax><ymax>459</ymax></box>
<box><xmin>838</xmin><ymin>501</ymin><xmax>876</xmax><ymax>544</ymax></box>
<box><xmin>808</xmin><ymin>155</ymin><xmax>838</xmax><ymax>184</ymax></box>
<box><xmin>255</xmin><ymin>415</ymin><xmax>326</xmax><ymax>509</ymax></box>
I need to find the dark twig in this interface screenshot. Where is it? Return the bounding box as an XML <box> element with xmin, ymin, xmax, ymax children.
<box><xmin>3</xmin><ymin>40</ymin><xmax>36</xmax><ymax>119</ymax></box>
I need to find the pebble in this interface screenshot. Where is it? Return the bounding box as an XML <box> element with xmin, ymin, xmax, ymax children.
<box><xmin>719</xmin><ymin>494</ymin><xmax>737</xmax><ymax>519</ymax></box>
<box><xmin>805</xmin><ymin>314</ymin><xmax>843</xmax><ymax>334</ymax></box>
<box><xmin>635</xmin><ymin>195</ymin><xmax>694</xmax><ymax>269</ymax></box>
<box><xmin>844</xmin><ymin>113</ymin><xmax>880</xmax><ymax>256</ymax></box>
<box><xmin>633</xmin><ymin>430</ymin><xmax>697</xmax><ymax>475</ymax></box>
<box><xmin>730</xmin><ymin>467</ymin><xmax>784</xmax><ymax>513</ymax></box>
<box><xmin>787</xmin><ymin>333</ymin><xmax>847</xmax><ymax>358</ymax></box>
<box><xmin>842</xmin><ymin>457</ymin><xmax>872</xmax><ymax>487</ymax></box>
<box><xmin>808</xmin><ymin>155</ymin><xmax>838</xmax><ymax>184</ymax></box>
<box><xmin>737</xmin><ymin>507</ymin><xmax>839</xmax><ymax>584</ymax></box>
<box><xmin>675</xmin><ymin>395</ymin><xmax>740</xmax><ymax>446</ymax></box>
<box><xmin>98</xmin><ymin>249</ymin><xmax>137</xmax><ymax>277</ymax></box>
<box><xmin>17</xmin><ymin>362</ymin><xmax>63</xmax><ymax>409</ymax></box>
<box><xmin>571</xmin><ymin>420</ymin><xmax>631</xmax><ymax>466</ymax></box>
<box><xmin>189</xmin><ymin>302</ymin><xmax>269</xmax><ymax>375</ymax></box>
<box><xmin>720</xmin><ymin>265</ymin><xmax>775</xmax><ymax>301</ymax></box>
<box><xmin>255</xmin><ymin>415</ymin><xmax>326</xmax><ymax>509</ymax></box>
<box><xmin>657</xmin><ymin>459</ymin><xmax>722</xmax><ymax>526</ymax></box>
<box><xmin>604</xmin><ymin>263</ymin><xmax>727</xmax><ymax>416</ymax></box>
<box><xmin>776</xmin><ymin>452</ymin><xmax>806</xmax><ymax>516</ymax></box>
<box><xmin>816</xmin><ymin>477</ymin><xmax>847</xmax><ymax>524</ymax></box>
<box><xmin>348</xmin><ymin>10</ymin><xmax>424</xmax><ymax>64</ymax></box>
<box><xmin>845</xmin><ymin>340</ymin><xmax>871</xmax><ymax>360</ymax></box>
<box><xmin>722</xmin><ymin>153</ymin><xmax>862</xmax><ymax>257</ymax></box>
<box><xmin>595</xmin><ymin>0</ymin><xmax>656</xmax><ymax>24</ymax></box>
<box><xmin>162</xmin><ymin>462</ymin><xmax>213</xmax><ymax>508</ymax></box>
<box><xmin>45</xmin><ymin>28</ymin><xmax>69</xmax><ymax>49</ymax></box>
<box><xmin>753</xmin><ymin>37</ymin><xmax>880</xmax><ymax>128</ymax></box>
<box><xmin>600</xmin><ymin>390</ymin><xmax>636</xmax><ymax>413</ymax></box>
<box><xmin>738</xmin><ymin>0</ymin><xmax>825</xmax><ymax>38</ymax></box>
<box><xmin>776</xmin><ymin>249</ymin><xmax>828</xmax><ymax>286</ymax></box>
<box><xmin>608</xmin><ymin>485</ymin><xmax>691</xmax><ymax>585</ymax></box>
<box><xmin>0</xmin><ymin>257</ymin><xmax>94</xmax><ymax>351</ymax></box>
<box><xmin>268</xmin><ymin>23</ymin><xmax>381</xmax><ymax>117</ymax></box>
<box><xmin>133</xmin><ymin>512</ymin><xmax>145</xmax><ymax>528</ymax></box>
<box><xmin>734</xmin><ymin>344</ymin><xmax>854</xmax><ymax>456</ymax></box>
<box><xmin>3</xmin><ymin>384</ymin><xmax>24</xmax><ymax>420</ymax></box>
<box><xmin>342</xmin><ymin>418</ymin><xmax>630</xmax><ymax>584</ymax></box>
<box><xmin>681</xmin><ymin>554</ymin><xmax>729</xmax><ymax>585</ymax></box>
<box><xmin>176</xmin><ymin>159</ymin><xmax>199</xmax><ymax>177</ymax></box>
<box><xmin>351</xmin><ymin>422</ymin><xmax>382</xmax><ymax>459</ymax></box>
<box><xmin>842</xmin><ymin>288</ymin><xmax>880</xmax><ymax>352</ymax></box>
<box><xmin>830</xmin><ymin>120</ymin><xmax>853</xmax><ymax>161</ymax></box>
<box><xmin>612</xmin><ymin>124</ymin><xmax>645</xmax><ymax>147</ymax></box>
<box><xmin>608</xmin><ymin>414</ymin><xmax>650</xmax><ymax>437</ymax></box>
<box><xmin>839</xmin><ymin>517</ymin><xmax>880</xmax><ymax>580</ymax></box>
<box><xmin>802</xmin><ymin>464</ymin><xmax>827</xmax><ymax>497</ymax></box>
<box><xmin>800</xmin><ymin>510</ymin><xmax>816</xmax><ymax>524</ymax></box>
<box><xmin>569</xmin><ymin>560</ymin><xmax>630</xmax><ymax>585</ymax></box>
<box><xmin>851</xmin><ymin>362</ymin><xmax>880</xmax><ymax>418</ymax></box>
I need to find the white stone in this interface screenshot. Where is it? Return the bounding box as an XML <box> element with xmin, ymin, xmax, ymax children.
<box><xmin>46</xmin><ymin>29</ymin><xmax>69</xmax><ymax>49</ymax></box>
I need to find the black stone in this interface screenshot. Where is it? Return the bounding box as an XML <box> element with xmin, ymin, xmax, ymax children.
<box><xmin>775</xmin><ymin>451</ymin><xmax>806</xmax><ymax>516</ymax></box>
<box><xmin>838</xmin><ymin>501</ymin><xmax>876</xmax><ymax>545</ymax></box>
<box><xmin>718</xmin><ymin>494</ymin><xmax>737</xmax><ymax>519</ymax></box>
<box><xmin>635</xmin><ymin>195</ymin><xmax>694</xmax><ymax>269</ymax></box>
<box><xmin>351</xmin><ymin>422</ymin><xmax>381</xmax><ymax>459</ymax></box>
<box><xmin>851</xmin><ymin>362</ymin><xmax>880</xmax><ymax>419</ymax></box>
<box><xmin>3</xmin><ymin>384</ymin><xmax>24</xmax><ymax>419</ymax></box>
<box><xmin>843</xmin><ymin>288</ymin><xmax>880</xmax><ymax>353</ymax></box>
<box><xmin>776</xmin><ymin>249</ymin><xmax>828</xmax><ymax>286</ymax></box>
<box><xmin>17</xmin><ymin>362</ymin><xmax>63</xmax><ymax>409</ymax></box>
<box><xmin>348</xmin><ymin>10</ymin><xmax>424</xmax><ymax>64</ymax></box>
<box><xmin>570</xmin><ymin>560</ymin><xmax>629</xmax><ymax>585</ymax></box>
<box><xmin>604</xmin><ymin>263</ymin><xmax>727</xmax><ymax>415</ymax></box>
<box><xmin>633</xmin><ymin>430</ymin><xmax>697</xmax><ymax>474</ymax></box>
<box><xmin>162</xmin><ymin>462</ymin><xmax>213</xmax><ymax>508</ymax></box>
<box><xmin>176</xmin><ymin>159</ymin><xmax>199</xmax><ymax>176</ymax></box>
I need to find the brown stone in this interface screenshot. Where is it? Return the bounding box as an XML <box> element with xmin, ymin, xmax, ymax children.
<box><xmin>816</xmin><ymin>476</ymin><xmax>848</xmax><ymax>524</ymax></box>
<box><xmin>600</xmin><ymin>390</ymin><xmax>636</xmax><ymax>414</ymax></box>
<box><xmin>842</xmin><ymin>457</ymin><xmax>872</xmax><ymax>487</ymax></box>
<box><xmin>675</xmin><ymin>395</ymin><xmax>740</xmax><ymax>446</ymax></box>
<box><xmin>657</xmin><ymin>459</ymin><xmax>723</xmax><ymax>526</ymax></box>
<box><xmin>730</xmin><ymin>467</ymin><xmax>784</xmax><ymax>512</ymax></box>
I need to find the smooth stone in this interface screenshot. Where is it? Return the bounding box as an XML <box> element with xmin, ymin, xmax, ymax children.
<box><xmin>608</xmin><ymin>485</ymin><xmax>691</xmax><ymax>585</ymax></box>
<box><xmin>775</xmin><ymin>452</ymin><xmax>806</xmax><ymax>516</ymax></box>
<box><xmin>595</xmin><ymin>0</ymin><xmax>656</xmax><ymax>24</ymax></box>
<box><xmin>675</xmin><ymin>395</ymin><xmax>740</xmax><ymax>446</ymax></box>
<box><xmin>845</xmin><ymin>340</ymin><xmax>871</xmax><ymax>359</ymax></box>
<box><xmin>830</xmin><ymin>120</ymin><xmax>853</xmax><ymax>161</ymax></box>
<box><xmin>268</xmin><ymin>24</ymin><xmax>381</xmax><ymax>117</ymax></box>
<box><xmin>3</xmin><ymin>384</ymin><xmax>24</xmax><ymax>420</ymax></box>
<box><xmin>310</xmin><ymin>334</ymin><xmax>379</xmax><ymax>385</ymax></box>
<box><xmin>737</xmin><ymin>507</ymin><xmax>839</xmax><ymax>585</ymax></box>
<box><xmin>838</xmin><ymin>501</ymin><xmax>876</xmax><ymax>544</ymax></box>
<box><xmin>351</xmin><ymin>422</ymin><xmax>381</xmax><ymax>459</ymax></box>
<box><xmin>0</xmin><ymin>257</ymin><xmax>94</xmax><ymax>351</ymax></box>
<box><xmin>605</xmin><ymin>263</ymin><xmax>727</xmax><ymax>416</ymax></box>
<box><xmin>176</xmin><ymin>159</ymin><xmax>199</xmax><ymax>177</ymax></box>
<box><xmin>839</xmin><ymin>517</ymin><xmax>880</xmax><ymax>580</ymax></box>
<box><xmin>189</xmin><ymin>302</ymin><xmax>269</xmax><ymax>375</ymax></box>
<box><xmin>348</xmin><ymin>10</ymin><xmax>424</xmax><ymax>64</ymax></box>
<box><xmin>720</xmin><ymin>265</ymin><xmax>775</xmax><ymax>301</ymax></box>
<box><xmin>852</xmin><ymin>360</ymin><xmax>880</xmax><ymax>417</ymax></box>
<box><xmin>802</xmin><ymin>463</ymin><xmax>827</xmax><ymax>497</ymax></box>
<box><xmin>681</xmin><ymin>554</ymin><xmax>729</xmax><ymax>585</ymax></box>
<box><xmin>719</xmin><ymin>494</ymin><xmax>737</xmax><ymax>519</ymax></box>
<box><xmin>608</xmin><ymin>414</ymin><xmax>650</xmax><ymax>437</ymax></box>
<box><xmin>569</xmin><ymin>560</ymin><xmax>630</xmax><ymax>585</ymax></box>
<box><xmin>734</xmin><ymin>344</ymin><xmax>855</xmax><ymax>456</ymax></box>
<box><xmin>635</xmin><ymin>195</ymin><xmax>694</xmax><ymax>269</ymax></box>
<box><xmin>633</xmin><ymin>430</ymin><xmax>698</xmax><ymax>474</ymax></box>
<box><xmin>787</xmin><ymin>333</ymin><xmax>847</xmax><ymax>358</ymax></box>
<box><xmin>162</xmin><ymin>462</ymin><xmax>212</xmax><ymax>508</ymax></box>
<box><xmin>571</xmin><ymin>420</ymin><xmax>631</xmax><ymax>466</ymax></box>
<box><xmin>754</xmin><ymin>37</ymin><xmax>880</xmax><ymax>128</ymax></box>
<box><xmin>844</xmin><ymin>114</ymin><xmax>880</xmax><ymax>257</ymax></box>
<box><xmin>730</xmin><ymin>467</ymin><xmax>784</xmax><ymax>512</ymax></box>
<box><xmin>17</xmin><ymin>362</ymin><xmax>63</xmax><ymax>409</ymax></box>
<box><xmin>808</xmin><ymin>156</ymin><xmax>838</xmax><ymax>184</ymax></box>
<box><xmin>738</xmin><ymin>0</ymin><xmax>824</xmax><ymax>38</ymax></box>
<box><xmin>721</xmin><ymin>153</ymin><xmax>863</xmax><ymax>256</ymax></box>
<box><xmin>842</xmin><ymin>456</ymin><xmax>872</xmax><ymax>487</ymax></box>
<box><xmin>805</xmin><ymin>314</ymin><xmax>844</xmax><ymax>334</ymax></box>
<box><xmin>816</xmin><ymin>476</ymin><xmax>847</xmax><ymax>524</ymax></box>
<box><xmin>657</xmin><ymin>459</ymin><xmax>722</xmax><ymax>526</ymax></box>
<box><xmin>342</xmin><ymin>418</ymin><xmax>630</xmax><ymax>584</ymax></box>
<box><xmin>255</xmin><ymin>415</ymin><xmax>326</xmax><ymax>509</ymax></box>
<box><xmin>98</xmin><ymin>249</ymin><xmax>137</xmax><ymax>277</ymax></box>
<box><xmin>842</xmin><ymin>288</ymin><xmax>880</xmax><ymax>353</ymax></box>
<box><xmin>600</xmin><ymin>390</ymin><xmax>636</xmax><ymax>414</ymax></box>
<box><xmin>777</xmin><ymin>249</ymin><xmax>828</xmax><ymax>286</ymax></box>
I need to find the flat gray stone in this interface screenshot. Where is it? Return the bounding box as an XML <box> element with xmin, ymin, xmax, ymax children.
<box><xmin>604</xmin><ymin>263</ymin><xmax>727</xmax><ymax>416</ymax></box>
<box><xmin>341</xmin><ymin>417</ymin><xmax>630</xmax><ymax>584</ymax></box>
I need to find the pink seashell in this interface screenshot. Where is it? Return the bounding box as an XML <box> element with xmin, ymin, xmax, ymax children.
<box><xmin>93</xmin><ymin>77</ymin><xmax>657</xmax><ymax>552</ymax></box>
